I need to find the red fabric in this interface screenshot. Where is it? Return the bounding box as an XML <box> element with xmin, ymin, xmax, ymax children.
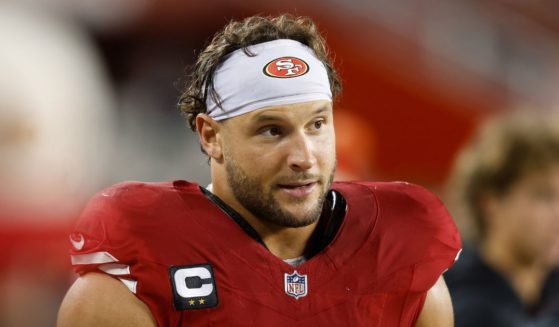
<box><xmin>70</xmin><ymin>180</ymin><xmax>461</xmax><ymax>326</ymax></box>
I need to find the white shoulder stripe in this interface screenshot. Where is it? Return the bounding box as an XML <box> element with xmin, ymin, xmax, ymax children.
<box><xmin>71</xmin><ymin>251</ymin><xmax>118</xmax><ymax>265</ymax></box>
<box><xmin>118</xmin><ymin>278</ymin><xmax>138</xmax><ymax>294</ymax></box>
<box><xmin>99</xmin><ymin>263</ymin><xmax>130</xmax><ymax>275</ymax></box>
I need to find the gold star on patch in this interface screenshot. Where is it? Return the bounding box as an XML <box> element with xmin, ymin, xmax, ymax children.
<box><xmin>188</xmin><ymin>299</ymin><xmax>196</xmax><ymax>306</ymax></box>
<box><xmin>199</xmin><ymin>299</ymin><xmax>206</xmax><ymax>305</ymax></box>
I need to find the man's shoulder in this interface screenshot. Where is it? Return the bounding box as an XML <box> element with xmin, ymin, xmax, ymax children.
<box><xmin>361</xmin><ymin>181</ymin><xmax>456</xmax><ymax>239</ymax></box>
<box><xmin>93</xmin><ymin>180</ymin><xmax>199</xmax><ymax>201</ymax></box>
<box><xmin>74</xmin><ymin>180</ymin><xmax>204</xmax><ymax>239</ymax></box>
<box><xmin>333</xmin><ymin>180</ymin><xmax>438</xmax><ymax>207</ymax></box>
<box><xmin>337</xmin><ymin>181</ymin><xmax>462</xmax><ymax>291</ymax></box>
<box><xmin>335</xmin><ymin>180</ymin><xmax>454</xmax><ymax>232</ymax></box>
<box><xmin>70</xmin><ymin>180</ymin><xmax>207</xmax><ymax>273</ymax></box>
<box><xmin>85</xmin><ymin>180</ymin><xmax>201</xmax><ymax>213</ymax></box>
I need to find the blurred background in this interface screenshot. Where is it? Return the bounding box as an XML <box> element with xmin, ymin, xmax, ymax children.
<box><xmin>1</xmin><ymin>0</ymin><xmax>559</xmax><ymax>325</ymax></box>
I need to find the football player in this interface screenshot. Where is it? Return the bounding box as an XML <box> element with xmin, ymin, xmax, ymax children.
<box><xmin>58</xmin><ymin>14</ymin><xmax>461</xmax><ymax>326</ymax></box>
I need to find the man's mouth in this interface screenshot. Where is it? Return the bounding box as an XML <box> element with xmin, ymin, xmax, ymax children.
<box><xmin>277</xmin><ymin>181</ymin><xmax>318</xmax><ymax>198</ymax></box>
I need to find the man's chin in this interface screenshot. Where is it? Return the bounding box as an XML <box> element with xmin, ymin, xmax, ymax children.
<box><xmin>272</xmin><ymin>198</ymin><xmax>325</xmax><ymax>227</ymax></box>
<box><xmin>270</xmin><ymin>212</ymin><xmax>321</xmax><ymax>229</ymax></box>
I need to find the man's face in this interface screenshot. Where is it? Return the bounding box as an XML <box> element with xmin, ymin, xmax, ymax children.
<box><xmin>220</xmin><ymin>100</ymin><xmax>336</xmax><ymax>228</ymax></box>
<box><xmin>489</xmin><ymin>165</ymin><xmax>559</xmax><ymax>267</ymax></box>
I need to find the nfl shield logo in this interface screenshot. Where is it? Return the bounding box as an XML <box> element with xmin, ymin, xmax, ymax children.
<box><xmin>284</xmin><ymin>271</ymin><xmax>308</xmax><ymax>300</ymax></box>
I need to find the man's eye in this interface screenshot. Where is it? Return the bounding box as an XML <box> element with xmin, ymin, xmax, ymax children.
<box><xmin>314</xmin><ymin>120</ymin><xmax>323</xmax><ymax>129</ymax></box>
<box><xmin>263</xmin><ymin>126</ymin><xmax>281</xmax><ymax>136</ymax></box>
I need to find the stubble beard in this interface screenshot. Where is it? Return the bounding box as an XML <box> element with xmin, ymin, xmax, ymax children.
<box><xmin>225</xmin><ymin>158</ymin><xmax>335</xmax><ymax>228</ymax></box>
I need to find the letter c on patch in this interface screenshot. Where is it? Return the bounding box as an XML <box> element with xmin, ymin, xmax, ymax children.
<box><xmin>173</xmin><ymin>267</ymin><xmax>213</xmax><ymax>298</ymax></box>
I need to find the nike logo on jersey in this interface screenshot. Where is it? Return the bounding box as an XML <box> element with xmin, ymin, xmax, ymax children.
<box><xmin>70</xmin><ymin>233</ymin><xmax>85</xmax><ymax>251</ymax></box>
<box><xmin>169</xmin><ymin>263</ymin><xmax>218</xmax><ymax>310</ymax></box>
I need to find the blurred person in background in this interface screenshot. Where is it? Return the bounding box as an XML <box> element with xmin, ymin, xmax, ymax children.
<box><xmin>0</xmin><ymin>1</ymin><xmax>116</xmax><ymax>326</ymax></box>
<box><xmin>58</xmin><ymin>14</ymin><xmax>461</xmax><ymax>326</ymax></box>
<box><xmin>445</xmin><ymin>110</ymin><xmax>559</xmax><ymax>326</ymax></box>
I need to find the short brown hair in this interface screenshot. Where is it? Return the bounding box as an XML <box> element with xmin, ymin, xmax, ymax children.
<box><xmin>177</xmin><ymin>14</ymin><xmax>342</xmax><ymax>131</ymax></box>
<box><xmin>446</xmin><ymin>110</ymin><xmax>559</xmax><ymax>242</ymax></box>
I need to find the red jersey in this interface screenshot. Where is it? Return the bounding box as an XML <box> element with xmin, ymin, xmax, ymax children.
<box><xmin>69</xmin><ymin>180</ymin><xmax>461</xmax><ymax>326</ymax></box>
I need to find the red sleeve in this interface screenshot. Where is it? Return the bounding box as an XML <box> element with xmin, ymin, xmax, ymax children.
<box><xmin>367</xmin><ymin>182</ymin><xmax>462</xmax><ymax>292</ymax></box>
<box><xmin>68</xmin><ymin>182</ymin><xmax>161</xmax><ymax>293</ymax></box>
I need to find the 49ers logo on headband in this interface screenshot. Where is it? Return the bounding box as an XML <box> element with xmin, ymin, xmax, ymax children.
<box><xmin>263</xmin><ymin>57</ymin><xmax>309</xmax><ymax>78</ymax></box>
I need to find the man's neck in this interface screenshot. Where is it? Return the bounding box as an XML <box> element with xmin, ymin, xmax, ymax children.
<box><xmin>248</xmin><ymin>220</ymin><xmax>318</xmax><ymax>260</ymax></box>
<box><xmin>210</xmin><ymin>180</ymin><xmax>319</xmax><ymax>260</ymax></box>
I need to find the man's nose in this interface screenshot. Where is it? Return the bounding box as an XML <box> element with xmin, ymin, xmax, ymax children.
<box><xmin>287</xmin><ymin>132</ymin><xmax>317</xmax><ymax>172</ymax></box>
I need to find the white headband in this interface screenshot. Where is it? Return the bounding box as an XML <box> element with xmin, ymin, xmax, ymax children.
<box><xmin>206</xmin><ymin>39</ymin><xmax>332</xmax><ymax>121</ymax></box>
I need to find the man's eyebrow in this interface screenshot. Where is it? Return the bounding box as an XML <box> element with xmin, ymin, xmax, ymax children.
<box><xmin>253</xmin><ymin>105</ymin><xmax>331</xmax><ymax>123</ymax></box>
<box><xmin>313</xmin><ymin>106</ymin><xmax>330</xmax><ymax>115</ymax></box>
<box><xmin>253</xmin><ymin>113</ymin><xmax>283</xmax><ymax>123</ymax></box>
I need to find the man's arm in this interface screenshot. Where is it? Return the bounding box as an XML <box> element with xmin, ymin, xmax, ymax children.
<box><xmin>415</xmin><ymin>275</ymin><xmax>454</xmax><ymax>327</ymax></box>
<box><xmin>57</xmin><ymin>272</ymin><xmax>156</xmax><ymax>327</ymax></box>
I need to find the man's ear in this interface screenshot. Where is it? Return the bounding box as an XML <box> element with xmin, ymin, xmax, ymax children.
<box><xmin>196</xmin><ymin>114</ymin><xmax>223</xmax><ymax>161</ymax></box>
